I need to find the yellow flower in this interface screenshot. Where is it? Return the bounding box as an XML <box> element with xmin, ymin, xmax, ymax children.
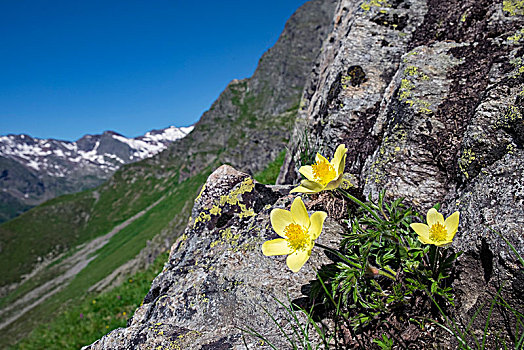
<box><xmin>291</xmin><ymin>144</ymin><xmax>347</xmax><ymax>193</ymax></box>
<box><xmin>410</xmin><ymin>208</ymin><xmax>459</xmax><ymax>246</ymax></box>
<box><xmin>262</xmin><ymin>197</ymin><xmax>327</xmax><ymax>272</ymax></box>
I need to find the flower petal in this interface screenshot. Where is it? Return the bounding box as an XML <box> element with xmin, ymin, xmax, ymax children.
<box><xmin>286</xmin><ymin>249</ymin><xmax>311</xmax><ymax>272</ymax></box>
<box><xmin>337</xmin><ymin>153</ymin><xmax>347</xmax><ymax>176</ymax></box>
<box><xmin>444</xmin><ymin>211</ymin><xmax>460</xmax><ymax>239</ymax></box>
<box><xmin>315</xmin><ymin>152</ymin><xmax>330</xmax><ymax>165</ymax></box>
<box><xmin>298</xmin><ymin>165</ymin><xmax>316</xmax><ymax>181</ymax></box>
<box><xmin>411</xmin><ymin>223</ymin><xmax>430</xmax><ymax>242</ymax></box>
<box><xmin>418</xmin><ymin>235</ymin><xmax>434</xmax><ymax>245</ymax></box>
<box><xmin>270</xmin><ymin>208</ymin><xmax>293</xmax><ymax>238</ymax></box>
<box><xmin>262</xmin><ymin>238</ymin><xmax>293</xmax><ymax>256</ymax></box>
<box><xmin>331</xmin><ymin>144</ymin><xmax>347</xmax><ymax>175</ymax></box>
<box><xmin>324</xmin><ymin>174</ymin><xmax>344</xmax><ymax>190</ymax></box>
<box><xmin>291</xmin><ymin>197</ymin><xmax>310</xmax><ymax>228</ymax></box>
<box><xmin>309</xmin><ymin>211</ymin><xmax>327</xmax><ymax>239</ymax></box>
<box><xmin>427</xmin><ymin>208</ymin><xmax>444</xmax><ymax>226</ymax></box>
<box><xmin>290</xmin><ymin>180</ymin><xmax>324</xmax><ymax>194</ymax></box>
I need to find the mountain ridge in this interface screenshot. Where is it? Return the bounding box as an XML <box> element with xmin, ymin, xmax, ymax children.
<box><xmin>0</xmin><ymin>125</ymin><xmax>193</xmax><ymax>223</ymax></box>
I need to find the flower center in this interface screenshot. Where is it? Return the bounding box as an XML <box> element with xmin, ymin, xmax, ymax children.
<box><xmin>312</xmin><ymin>158</ymin><xmax>336</xmax><ymax>186</ymax></box>
<box><xmin>429</xmin><ymin>222</ymin><xmax>448</xmax><ymax>242</ymax></box>
<box><xmin>284</xmin><ymin>223</ymin><xmax>310</xmax><ymax>251</ymax></box>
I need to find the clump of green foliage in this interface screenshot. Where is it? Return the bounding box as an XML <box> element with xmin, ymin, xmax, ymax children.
<box><xmin>246</xmin><ymin>187</ymin><xmax>461</xmax><ymax>348</ymax></box>
<box><xmin>307</xmin><ymin>191</ymin><xmax>459</xmax><ymax>347</ymax></box>
<box><xmin>12</xmin><ymin>252</ymin><xmax>169</xmax><ymax>350</ymax></box>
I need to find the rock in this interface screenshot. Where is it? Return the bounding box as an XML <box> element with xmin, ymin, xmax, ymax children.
<box><xmin>84</xmin><ymin>165</ymin><xmax>343</xmax><ymax>349</ymax></box>
<box><xmin>279</xmin><ymin>0</ymin><xmax>524</xmax><ymax>345</ymax></box>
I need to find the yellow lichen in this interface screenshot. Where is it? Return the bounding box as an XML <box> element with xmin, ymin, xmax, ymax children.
<box><xmin>193</xmin><ymin>177</ymin><xmax>256</xmax><ymax>229</ymax></box>
<box><xmin>341</xmin><ymin>75</ymin><xmax>351</xmax><ymax>89</ymax></box>
<box><xmin>210</xmin><ymin>227</ymin><xmax>242</xmax><ymax>249</ymax></box>
<box><xmin>399</xmin><ymin>66</ymin><xmax>432</xmax><ymax>113</ymax></box>
<box><xmin>507</xmin><ymin>28</ymin><xmax>524</xmax><ymax>43</ymax></box>
<box><xmin>361</xmin><ymin>0</ymin><xmax>390</xmax><ymax>11</ymax></box>
<box><xmin>368</xmin><ymin>127</ymin><xmax>407</xmax><ymax>185</ymax></box>
<box><xmin>404</xmin><ymin>66</ymin><xmax>419</xmax><ymax>76</ymax></box>
<box><xmin>218</xmin><ymin>177</ymin><xmax>254</xmax><ymax>206</ymax></box>
<box><xmin>498</xmin><ymin>105</ymin><xmax>522</xmax><ymax>127</ymax></box>
<box><xmin>399</xmin><ymin>78</ymin><xmax>414</xmax><ymax>100</ymax></box>
<box><xmin>238</xmin><ymin>203</ymin><xmax>256</xmax><ymax>218</ymax></box>
<box><xmin>166</xmin><ymin>330</ymin><xmax>202</xmax><ymax>350</ymax></box>
<box><xmin>195</xmin><ymin>183</ymin><xmax>206</xmax><ymax>202</ymax></box>
<box><xmin>193</xmin><ymin>211</ymin><xmax>211</xmax><ymax>226</ymax></box>
<box><xmin>209</xmin><ymin>205</ymin><xmax>221</xmax><ymax>216</ymax></box>
<box><xmin>503</xmin><ymin>0</ymin><xmax>524</xmax><ymax>16</ymax></box>
<box><xmin>459</xmin><ymin>148</ymin><xmax>476</xmax><ymax>179</ymax></box>
<box><xmin>510</xmin><ymin>57</ymin><xmax>524</xmax><ymax>78</ymax></box>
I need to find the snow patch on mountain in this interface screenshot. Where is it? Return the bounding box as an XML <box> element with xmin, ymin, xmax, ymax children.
<box><xmin>0</xmin><ymin>125</ymin><xmax>194</xmax><ymax>178</ymax></box>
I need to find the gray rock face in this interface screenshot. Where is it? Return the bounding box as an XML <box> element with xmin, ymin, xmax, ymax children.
<box><xmin>278</xmin><ymin>0</ymin><xmax>524</xmax><ymax>343</ymax></box>
<box><xmin>84</xmin><ymin>165</ymin><xmax>342</xmax><ymax>349</ymax></box>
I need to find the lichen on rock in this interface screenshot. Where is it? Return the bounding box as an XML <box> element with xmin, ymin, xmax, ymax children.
<box><xmin>84</xmin><ymin>165</ymin><xmax>343</xmax><ymax>349</ymax></box>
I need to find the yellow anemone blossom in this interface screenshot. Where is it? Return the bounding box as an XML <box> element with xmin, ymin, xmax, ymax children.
<box><xmin>410</xmin><ymin>208</ymin><xmax>459</xmax><ymax>246</ymax></box>
<box><xmin>262</xmin><ymin>197</ymin><xmax>327</xmax><ymax>272</ymax></box>
<box><xmin>291</xmin><ymin>144</ymin><xmax>347</xmax><ymax>193</ymax></box>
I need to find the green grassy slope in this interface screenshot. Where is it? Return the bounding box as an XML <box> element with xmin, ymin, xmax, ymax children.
<box><xmin>0</xmin><ymin>169</ymin><xmax>209</xmax><ymax>348</ymax></box>
<box><xmin>0</xmin><ymin>81</ymin><xmax>300</xmax><ymax>347</ymax></box>
<box><xmin>254</xmin><ymin>150</ymin><xmax>286</xmax><ymax>185</ymax></box>
<box><xmin>0</xmin><ymin>160</ymin><xmax>180</xmax><ymax>287</ymax></box>
<box><xmin>12</xmin><ymin>253</ymin><xmax>170</xmax><ymax>350</ymax></box>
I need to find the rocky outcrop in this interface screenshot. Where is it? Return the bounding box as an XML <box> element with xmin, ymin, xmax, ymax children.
<box><xmin>278</xmin><ymin>0</ymin><xmax>524</xmax><ymax>344</ymax></box>
<box><xmin>84</xmin><ymin>165</ymin><xmax>343</xmax><ymax>349</ymax></box>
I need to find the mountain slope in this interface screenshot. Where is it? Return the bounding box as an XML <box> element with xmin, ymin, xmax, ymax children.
<box><xmin>0</xmin><ymin>126</ymin><xmax>193</xmax><ymax>223</ymax></box>
<box><xmin>0</xmin><ymin>0</ymin><xmax>337</xmax><ymax>346</ymax></box>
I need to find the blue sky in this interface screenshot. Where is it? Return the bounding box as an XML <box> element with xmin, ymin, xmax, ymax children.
<box><xmin>0</xmin><ymin>0</ymin><xmax>308</xmax><ymax>141</ymax></box>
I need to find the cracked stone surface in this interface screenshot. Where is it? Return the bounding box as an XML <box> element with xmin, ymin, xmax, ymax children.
<box><xmin>84</xmin><ymin>165</ymin><xmax>343</xmax><ymax>349</ymax></box>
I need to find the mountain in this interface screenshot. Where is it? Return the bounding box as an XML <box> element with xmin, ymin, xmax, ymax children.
<box><xmin>0</xmin><ymin>0</ymin><xmax>337</xmax><ymax>347</ymax></box>
<box><xmin>0</xmin><ymin>126</ymin><xmax>193</xmax><ymax>223</ymax></box>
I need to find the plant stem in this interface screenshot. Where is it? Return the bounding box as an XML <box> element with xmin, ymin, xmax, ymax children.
<box><xmin>337</xmin><ymin>188</ymin><xmax>382</xmax><ymax>222</ymax></box>
<box><xmin>433</xmin><ymin>246</ymin><xmax>440</xmax><ymax>279</ymax></box>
